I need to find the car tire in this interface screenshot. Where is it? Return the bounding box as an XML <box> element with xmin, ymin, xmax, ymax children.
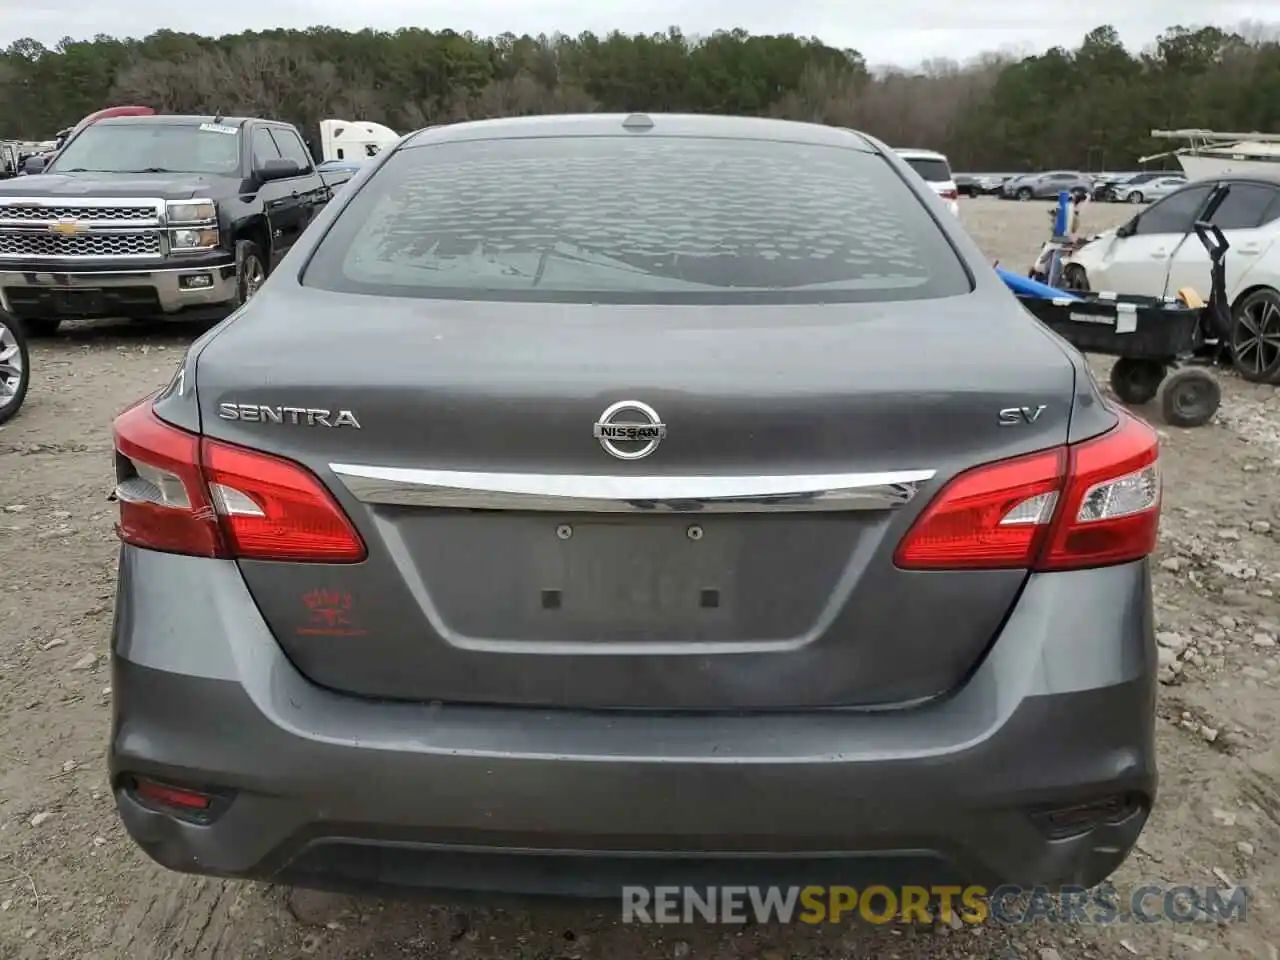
<box><xmin>1128</xmin><ymin>191</ymin><xmax>1144</xmax><ymax>204</ymax></box>
<box><xmin>0</xmin><ymin>309</ymin><xmax>30</xmax><ymax>425</ymax></box>
<box><xmin>234</xmin><ymin>239</ymin><xmax>270</xmax><ymax>307</ymax></box>
<box><xmin>1109</xmin><ymin>358</ymin><xmax>1165</xmax><ymax>405</ymax></box>
<box><xmin>1017</xmin><ymin>188</ymin><xmax>1033</xmax><ymax>201</ymax></box>
<box><xmin>1231</xmin><ymin>287</ymin><xmax>1280</xmax><ymax>384</ymax></box>
<box><xmin>21</xmin><ymin>317</ymin><xmax>61</xmax><ymax>336</ymax></box>
<box><xmin>1158</xmin><ymin>367</ymin><xmax>1221</xmax><ymax>428</ymax></box>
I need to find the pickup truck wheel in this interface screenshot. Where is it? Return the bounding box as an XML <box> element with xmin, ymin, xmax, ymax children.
<box><xmin>235</xmin><ymin>240</ymin><xmax>269</xmax><ymax>306</ymax></box>
<box><xmin>0</xmin><ymin>311</ymin><xmax>30</xmax><ymax>425</ymax></box>
<box><xmin>21</xmin><ymin>318</ymin><xmax>61</xmax><ymax>337</ymax></box>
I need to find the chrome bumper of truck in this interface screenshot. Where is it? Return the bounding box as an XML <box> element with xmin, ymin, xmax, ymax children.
<box><xmin>0</xmin><ymin>263</ymin><xmax>237</xmax><ymax>316</ymax></box>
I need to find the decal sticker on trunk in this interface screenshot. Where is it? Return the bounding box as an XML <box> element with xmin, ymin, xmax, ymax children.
<box><xmin>299</xmin><ymin>588</ymin><xmax>366</xmax><ymax>637</ymax></box>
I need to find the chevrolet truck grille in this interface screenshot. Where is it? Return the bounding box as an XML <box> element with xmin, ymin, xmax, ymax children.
<box><xmin>0</xmin><ymin>203</ymin><xmax>158</xmax><ymax>222</ymax></box>
<box><xmin>0</xmin><ymin>198</ymin><xmax>166</xmax><ymax>261</ymax></box>
<box><xmin>0</xmin><ymin>232</ymin><xmax>163</xmax><ymax>258</ymax></box>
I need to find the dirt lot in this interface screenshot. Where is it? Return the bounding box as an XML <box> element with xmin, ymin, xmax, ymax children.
<box><xmin>1</xmin><ymin>197</ymin><xmax>1278</xmax><ymax>960</ymax></box>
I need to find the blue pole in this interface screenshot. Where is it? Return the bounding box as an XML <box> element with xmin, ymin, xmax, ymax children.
<box><xmin>1053</xmin><ymin>190</ymin><xmax>1071</xmax><ymax>239</ymax></box>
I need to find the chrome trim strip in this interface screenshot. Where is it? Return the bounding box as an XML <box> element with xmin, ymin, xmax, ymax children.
<box><xmin>0</xmin><ymin>266</ymin><xmax>231</xmax><ymax>280</ymax></box>
<box><xmin>0</xmin><ymin>219</ymin><xmax>162</xmax><ymax>229</ymax></box>
<box><xmin>329</xmin><ymin>464</ymin><xmax>936</xmax><ymax>513</ymax></box>
<box><xmin>0</xmin><ymin>252</ymin><xmax>163</xmax><ymax>261</ymax></box>
<box><xmin>0</xmin><ymin>196</ymin><xmax>165</xmax><ymax>208</ymax></box>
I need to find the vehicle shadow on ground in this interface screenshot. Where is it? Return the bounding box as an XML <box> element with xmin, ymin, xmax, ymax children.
<box><xmin>37</xmin><ymin>317</ymin><xmax>214</xmax><ymax>344</ymax></box>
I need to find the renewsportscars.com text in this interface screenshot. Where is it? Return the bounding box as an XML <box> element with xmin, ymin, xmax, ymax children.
<box><xmin>621</xmin><ymin>884</ymin><xmax>1249</xmax><ymax>925</ymax></box>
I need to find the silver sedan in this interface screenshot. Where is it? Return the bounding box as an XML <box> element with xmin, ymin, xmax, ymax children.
<box><xmin>1114</xmin><ymin>175</ymin><xmax>1188</xmax><ymax>204</ymax></box>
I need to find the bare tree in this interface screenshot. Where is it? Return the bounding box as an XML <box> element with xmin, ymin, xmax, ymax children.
<box><xmin>774</xmin><ymin>63</ymin><xmax>860</xmax><ymax>126</ymax></box>
<box><xmin>113</xmin><ymin>41</ymin><xmax>346</xmax><ymax>133</ymax></box>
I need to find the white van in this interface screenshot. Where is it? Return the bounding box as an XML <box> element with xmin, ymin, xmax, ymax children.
<box><xmin>895</xmin><ymin>148</ymin><xmax>960</xmax><ymax>216</ymax></box>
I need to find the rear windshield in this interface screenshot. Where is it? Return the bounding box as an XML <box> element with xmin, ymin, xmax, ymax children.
<box><xmin>901</xmin><ymin>157</ymin><xmax>952</xmax><ymax>183</ymax></box>
<box><xmin>301</xmin><ymin>136</ymin><xmax>971</xmax><ymax>305</ymax></box>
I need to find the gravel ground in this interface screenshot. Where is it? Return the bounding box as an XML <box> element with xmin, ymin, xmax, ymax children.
<box><xmin>1</xmin><ymin>197</ymin><xmax>1278</xmax><ymax>960</ymax></box>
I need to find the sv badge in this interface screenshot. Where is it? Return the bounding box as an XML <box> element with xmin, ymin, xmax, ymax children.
<box><xmin>998</xmin><ymin>405</ymin><xmax>1046</xmax><ymax>426</ymax></box>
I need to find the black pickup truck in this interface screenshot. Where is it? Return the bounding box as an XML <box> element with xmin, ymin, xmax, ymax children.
<box><xmin>0</xmin><ymin>114</ymin><xmax>354</xmax><ymax>334</ymax></box>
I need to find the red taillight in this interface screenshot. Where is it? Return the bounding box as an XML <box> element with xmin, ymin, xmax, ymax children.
<box><xmin>894</xmin><ymin>447</ymin><xmax>1066</xmax><ymax>569</ymax></box>
<box><xmin>941</xmin><ymin>188</ymin><xmax>959</xmax><ymax>200</ymax></box>
<box><xmin>113</xmin><ymin>400</ymin><xmax>226</xmax><ymax>558</ymax></box>
<box><xmin>1038</xmin><ymin>413</ymin><xmax>1161</xmax><ymax>571</ymax></box>
<box><xmin>896</xmin><ymin>412</ymin><xmax>1160</xmax><ymax>572</ymax></box>
<box><xmin>112</xmin><ymin>401</ymin><xmax>366</xmax><ymax>562</ymax></box>
<box><xmin>201</xmin><ymin>437</ymin><xmax>366</xmax><ymax>561</ymax></box>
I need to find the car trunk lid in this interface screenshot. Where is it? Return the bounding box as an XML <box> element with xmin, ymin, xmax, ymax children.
<box><xmin>193</xmin><ymin>286</ymin><xmax>1078</xmax><ymax>710</ymax></box>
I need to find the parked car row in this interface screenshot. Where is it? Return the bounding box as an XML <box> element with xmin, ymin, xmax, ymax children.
<box><xmin>954</xmin><ymin>172</ymin><xmax>1013</xmax><ymax>196</ymax></box>
<box><xmin>999</xmin><ymin>171</ymin><xmax>1095</xmax><ymax>201</ymax></box>
<box><xmin>953</xmin><ymin>169</ymin><xmax>1188</xmax><ymax>203</ymax></box>
<box><xmin>1090</xmin><ymin>170</ymin><xmax>1188</xmax><ymax>202</ymax></box>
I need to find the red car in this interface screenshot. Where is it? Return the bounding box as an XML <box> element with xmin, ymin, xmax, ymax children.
<box><xmin>61</xmin><ymin>105</ymin><xmax>155</xmax><ymax>148</ymax></box>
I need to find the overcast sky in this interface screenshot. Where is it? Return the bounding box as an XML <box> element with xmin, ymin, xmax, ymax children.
<box><xmin>0</xmin><ymin>0</ymin><xmax>1271</xmax><ymax>68</ymax></box>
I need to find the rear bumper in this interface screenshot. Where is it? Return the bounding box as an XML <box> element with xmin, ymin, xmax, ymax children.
<box><xmin>110</xmin><ymin>547</ymin><xmax>1158</xmax><ymax>898</ymax></box>
<box><xmin>0</xmin><ymin>258</ymin><xmax>237</xmax><ymax>319</ymax></box>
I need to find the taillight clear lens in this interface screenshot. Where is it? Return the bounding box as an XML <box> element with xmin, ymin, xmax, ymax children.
<box><xmin>896</xmin><ymin>411</ymin><xmax>1161</xmax><ymax>572</ymax></box>
<box><xmin>1076</xmin><ymin>464</ymin><xmax>1160</xmax><ymax>521</ymax></box>
<box><xmin>111</xmin><ymin>400</ymin><xmax>365</xmax><ymax>563</ymax></box>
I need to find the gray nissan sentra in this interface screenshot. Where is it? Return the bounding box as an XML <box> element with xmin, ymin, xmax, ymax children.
<box><xmin>108</xmin><ymin>113</ymin><xmax>1160</xmax><ymax>898</ymax></box>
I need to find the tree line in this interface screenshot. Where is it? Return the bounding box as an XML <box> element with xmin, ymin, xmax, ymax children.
<box><xmin>1</xmin><ymin>22</ymin><xmax>1278</xmax><ymax>171</ymax></box>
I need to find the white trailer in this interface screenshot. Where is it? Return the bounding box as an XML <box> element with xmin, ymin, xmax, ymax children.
<box><xmin>318</xmin><ymin>119</ymin><xmax>400</xmax><ymax>163</ymax></box>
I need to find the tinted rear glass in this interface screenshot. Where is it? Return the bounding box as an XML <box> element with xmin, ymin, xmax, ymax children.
<box><xmin>901</xmin><ymin>157</ymin><xmax>952</xmax><ymax>182</ymax></box>
<box><xmin>301</xmin><ymin>136</ymin><xmax>971</xmax><ymax>305</ymax></box>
